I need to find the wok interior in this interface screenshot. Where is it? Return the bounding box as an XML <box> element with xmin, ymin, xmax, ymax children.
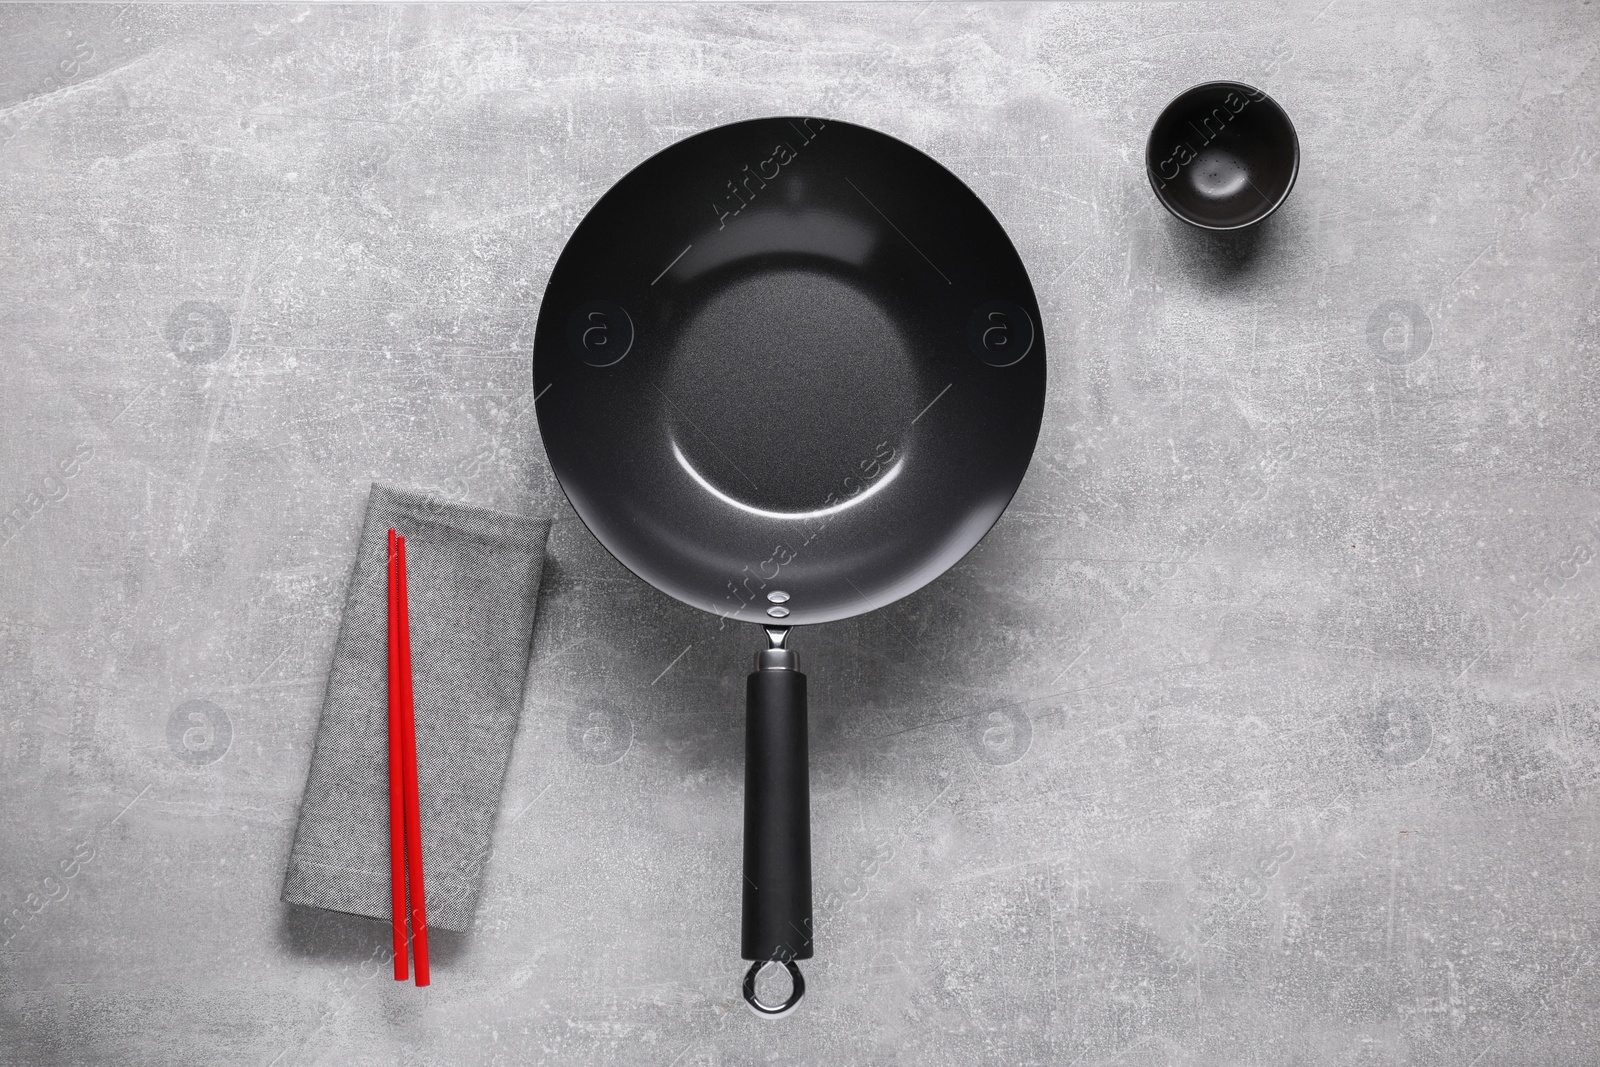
<box><xmin>534</xmin><ymin>118</ymin><xmax>1045</xmax><ymax>626</ymax></box>
<box><xmin>664</xmin><ymin>266</ymin><xmax>922</xmax><ymax>515</ymax></box>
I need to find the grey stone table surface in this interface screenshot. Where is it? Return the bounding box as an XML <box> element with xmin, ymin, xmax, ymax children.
<box><xmin>2</xmin><ymin>2</ymin><xmax>1598</xmax><ymax>1064</ymax></box>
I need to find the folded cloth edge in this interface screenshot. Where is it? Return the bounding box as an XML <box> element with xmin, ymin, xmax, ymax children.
<box><xmin>373</xmin><ymin>482</ymin><xmax>553</xmax><ymax>553</ymax></box>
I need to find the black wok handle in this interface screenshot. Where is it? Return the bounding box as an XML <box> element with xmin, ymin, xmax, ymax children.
<box><xmin>741</xmin><ymin>627</ymin><xmax>811</xmax><ymax>1017</ymax></box>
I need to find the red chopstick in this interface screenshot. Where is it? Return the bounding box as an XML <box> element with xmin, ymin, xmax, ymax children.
<box><xmin>395</xmin><ymin>535</ymin><xmax>431</xmax><ymax>986</ymax></box>
<box><xmin>387</xmin><ymin>530</ymin><xmax>408</xmax><ymax>980</ymax></box>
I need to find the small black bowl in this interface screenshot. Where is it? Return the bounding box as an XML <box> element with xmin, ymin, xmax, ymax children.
<box><xmin>1146</xmin><ymin>81</ymin><xmax>1299</xmax><ymax>230</ymax></box>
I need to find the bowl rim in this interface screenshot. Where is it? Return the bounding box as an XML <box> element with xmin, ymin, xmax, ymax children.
<box><xmin>1145</xmin><ymin>79</ymin><xmax>1300</xmax><ymax>231</ymax></box>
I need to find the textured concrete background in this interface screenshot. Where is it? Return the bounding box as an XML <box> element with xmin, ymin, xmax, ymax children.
<box><xmin>3</xmin><ymin>2</ymin><xmax>1599</xmax><ymax>1064</ymax></box>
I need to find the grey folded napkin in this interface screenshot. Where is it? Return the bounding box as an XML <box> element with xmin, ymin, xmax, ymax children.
<box><xmin>282</xmin><ymin>483</ymin><xmax>551</xmax><ymax>932</ymax></box>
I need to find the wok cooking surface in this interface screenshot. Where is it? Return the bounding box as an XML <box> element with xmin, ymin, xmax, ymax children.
<box><xmin>665</xmin><ymin>268</ymin><xmax>918</xmax><ymax>514</ymax></box>
<box><xmin>534</xmin><ymin>117</ymin><xmax>1046</xmax><ymax>626</ymax></box>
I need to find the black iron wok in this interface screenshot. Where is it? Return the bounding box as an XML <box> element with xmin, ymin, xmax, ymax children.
<box><xmin>533</xmin><ymin>116</ymin><xmax>1045</xmax><ymax>1015</ymax></box>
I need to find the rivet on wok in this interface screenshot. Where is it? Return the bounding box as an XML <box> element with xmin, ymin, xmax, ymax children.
<box><xmin>766</xmin><ymin>605</ymin><xmax>791</xmax><ymax>618</ymax></box>
<box><xmin>767</xmin><ymin>590</ymin><xmax>790</xmax><ymax>603</ymax></box>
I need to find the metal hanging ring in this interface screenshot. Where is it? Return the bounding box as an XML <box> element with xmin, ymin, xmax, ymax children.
<box><xmin>742</xmin><ymin>959</ymin><xmax>805</xmax><ymax>1018</ymax></box>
